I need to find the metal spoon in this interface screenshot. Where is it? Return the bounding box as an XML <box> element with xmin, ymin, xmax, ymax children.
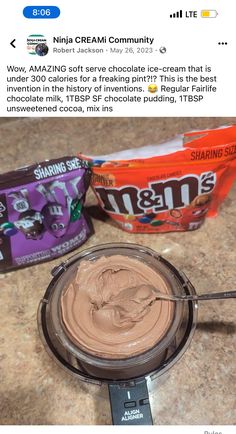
<box><xmin>154</xmin><ymin>290</ymin><xmax>236</xmax><ymax>302</ymax></box>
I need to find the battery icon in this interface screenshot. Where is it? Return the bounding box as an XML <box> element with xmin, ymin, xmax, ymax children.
<box><xmin>201</xmin><ymin>10</ymin><xmax>218</xmax><ymax>18</ymax></box>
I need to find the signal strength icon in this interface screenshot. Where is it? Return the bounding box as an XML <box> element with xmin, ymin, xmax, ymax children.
<box><xmin>170</xmin><ymin>10</ymin><xmax>183</xmax><ymax>18</ymax></box>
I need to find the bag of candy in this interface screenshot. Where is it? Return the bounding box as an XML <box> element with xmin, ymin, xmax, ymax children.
<box><xmin>0</xmin><ymin>156</ymin><xmax>92</xmax><ymax>271</ymax></box>
<box><xmin>79</xmin><ymin>125</ymin><xmax>236</xmax><ymax>233</ymax></box>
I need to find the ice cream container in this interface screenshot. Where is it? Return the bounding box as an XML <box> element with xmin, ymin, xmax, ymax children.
<box><xmin>38</xmin><ymin>243</ymin><xmax>198</xmax><ymax>425</ymax></box>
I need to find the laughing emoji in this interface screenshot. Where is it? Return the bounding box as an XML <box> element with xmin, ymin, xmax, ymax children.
<box><xmin>148</xmin><ymin>84</ymin><xmax>158</xmax><ymax>93</ymax></box>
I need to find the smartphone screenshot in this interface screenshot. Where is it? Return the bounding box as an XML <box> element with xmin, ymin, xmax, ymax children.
<box><xmin>0</xmin><ymin>2</ymin><xmax>235</xmax><ymax>434</ymax></box>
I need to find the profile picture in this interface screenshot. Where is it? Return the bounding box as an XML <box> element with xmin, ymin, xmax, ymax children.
<box><xmin>35</xmin><ymin>43</ymin><xmax>49</xmax><ymax>56</ymax></box>
<box><xmin>27</xmin><ymin>34</ymin><xmax>47</xmax><ymax>55</ymax></box>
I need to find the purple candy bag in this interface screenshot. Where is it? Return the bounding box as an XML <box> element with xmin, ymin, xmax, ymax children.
<box><xmin>0</xmin><ymin>157</ymin><xmax>92</xmax><ymax>271</ymax></box>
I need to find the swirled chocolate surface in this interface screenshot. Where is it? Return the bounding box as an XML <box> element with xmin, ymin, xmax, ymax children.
<box><xmin>60</xmin><ymin>255</ymin><xmax>174</xmax><ymax>359</ymax></box>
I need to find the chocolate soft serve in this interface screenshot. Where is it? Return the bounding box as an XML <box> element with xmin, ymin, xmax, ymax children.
<box><xmin>60</xmin><ymin>255</ymin><xmax>175</xmax><ymax>359</ymax></box>
<box><xmin>39</xmin><ymin>243</ymin><xmax>198</xmax><ymax>421</ymax></box>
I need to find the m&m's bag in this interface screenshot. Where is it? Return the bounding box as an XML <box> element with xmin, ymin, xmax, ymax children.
<box><xmin>80</xmin><ymin>125</ymin><xmax>236</xmax><ymax>233</ymax></box>
<box><xmin>0</xmin><ymin>157</ymin><xmax>92</xmax><ymax>271</ymax></box>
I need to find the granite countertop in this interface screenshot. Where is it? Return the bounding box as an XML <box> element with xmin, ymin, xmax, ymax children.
<box><xmin>0</xmin><ymin>117</ymin><xmax>235</xmax><ymax>425</ymax></box>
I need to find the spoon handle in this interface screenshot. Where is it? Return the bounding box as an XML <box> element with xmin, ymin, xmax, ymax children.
<box><xmin>184</xmin><ymin>290</ymin><xmax>236</xmax><ymax>301</ymax></box>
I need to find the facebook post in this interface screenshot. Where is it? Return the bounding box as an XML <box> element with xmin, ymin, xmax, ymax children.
<box><xmin>0</xmin><ymin>2</ymin><xmax>235</xmax><ymax>434</ymax></box>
